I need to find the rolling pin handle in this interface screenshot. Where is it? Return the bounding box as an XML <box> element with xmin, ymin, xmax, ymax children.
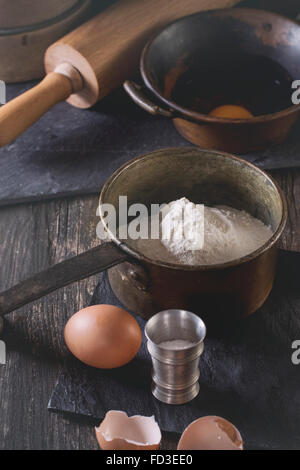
<box><xmin>54</xmin><ymin>63</ymin><xmax>84</xmax><ymax>94</ymax></box>
<box><xmin>0</xmin><ymin>63</ymin><xmax>83</xmax><ymax>147</ymax></box>
<box><xmin>124</xmin><ymin>80</ymin><xmax>174</xmax><ymax>118</ymax></box>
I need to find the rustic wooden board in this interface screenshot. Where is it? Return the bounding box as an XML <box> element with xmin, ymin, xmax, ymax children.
<box><xmin>0</xmin><ymin>0</ymin><xmax>299</xmax><ymax>451</ymax></box>
<box><xmin>0</xmin><ymin>193</ymin><xmax>180</xmax><ymax>449</ymax></box>
<box><xmin>0</xmin><ymin>196</ymin><xmax>100</xmax><ymax>449</ymax></box>
<box><xmin>0</xmin><ymin>168</ymin><xmax>299</xmax><ymax>449</ymax></box>
<box><xmin>0</xmin><ymin>0</ymin><xmax>91</xmax><ymax>83</ymax></box>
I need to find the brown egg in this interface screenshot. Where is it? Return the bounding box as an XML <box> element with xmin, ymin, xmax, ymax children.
<box><xmin>177</xmin><ymin>416</ymin><xmax>243</xmax><ymax>450</ymax></box>
<box><xmin>64</xmin><ymin>305</ymin><xmax>142</xmax><ymax>369</ymax></box>
<box><xmin>209</xmin><ymin>105</ymin><xmax>253</xmax><ymax>119</ymax></box>
<box><xmin>95</xmin><ymin>411</ymin><xmax>162</xmax><ymax>450</ymax></box>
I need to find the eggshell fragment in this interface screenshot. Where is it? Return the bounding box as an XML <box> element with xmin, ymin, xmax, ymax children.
<box><xmin>95</xmin><ymin>411</ymin><xmax>162</xmax><ymax>450</ymax></box>
<box><xmin>64</xmin><ymin>305</ymin><xmax>142</xmax><ymax>369</ymax></box>
<box><xmin>177</xmin><ymin>416</ymin><xmax>243</xmax><ymax>450</ymax></box>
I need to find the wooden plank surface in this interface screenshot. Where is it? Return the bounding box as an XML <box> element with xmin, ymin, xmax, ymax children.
<box><xmin>0</xmin><ymin>168</ymin><xmax>299</xmax><ymax>449</ymax></box>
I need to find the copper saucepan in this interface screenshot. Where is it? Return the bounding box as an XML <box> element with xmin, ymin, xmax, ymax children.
<box><xmin>124</xmin><ymin>8</ymin><xmax>300</xmax><ymax>153</ymax></box>
<box><xmin>0</xmin><ymin>148</ymin><xmax>287</xmax><ymax>330</ymax></box>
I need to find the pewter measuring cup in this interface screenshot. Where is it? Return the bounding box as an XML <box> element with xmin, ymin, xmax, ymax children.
<box><xmin>145</xmin><ymin>310</ymin><xmax>206</xmax><ymax>405</ymax></box>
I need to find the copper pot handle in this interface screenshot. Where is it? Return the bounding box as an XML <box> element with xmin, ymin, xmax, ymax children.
<box><xmin>124</xmin><ymin>80</ymin><xmax>174</xmax><ymax>118</ymax></box>
<box><xmin>0</xmin><ymin>242</ymin><xmax>129</xmax><ymax>321</ymax></box>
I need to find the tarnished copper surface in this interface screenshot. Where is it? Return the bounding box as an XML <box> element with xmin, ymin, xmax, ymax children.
<box><xmin>100</xmin><ymin>147</ymin><xmax>287</xmax><ymax>324</ymax></box>
<box><xmin>135</xmin><ymin>8</ymin><xmax>300</xmax><ymax>153</ymax></box>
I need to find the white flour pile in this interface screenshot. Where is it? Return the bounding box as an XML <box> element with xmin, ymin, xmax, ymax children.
<box><xmin>129</xmin><ymin>197</ymin><xmax>272</xmax><ymax>266</ymax></box>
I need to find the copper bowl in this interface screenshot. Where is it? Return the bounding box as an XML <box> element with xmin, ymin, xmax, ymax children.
<box><xmin>124</xmin><ymin>8</ymin><xmax>300</xmax><ymax>153</ymax></box>
<box><xmin>100</xmin><ymin>147</ymin><xmax>287</xmax><ymax>325</ymax></box>
<box><xmin>0</xmin><ymin>147</ymin><xmax>287</xmax><ymax>330</ymax></box>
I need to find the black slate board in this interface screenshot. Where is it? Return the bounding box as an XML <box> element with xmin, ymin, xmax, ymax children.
<box><xmin>1</xmin><ymin>0</ymin><xmax>300</xmax><ymax>206</ymax></box>
<box><xmin>49</xmin><ymin>250</ymin><xmax>300</xmax><ymax>450</ymax></box>
<box><xmin>0</xmin><ymin>85</ymin><xmax>190</xmax><ymax>205</ymax></box>
<box><xmin>2</xmin><ymin>82</ymin><xmax>300</xmax><ymax>207</ymax></box>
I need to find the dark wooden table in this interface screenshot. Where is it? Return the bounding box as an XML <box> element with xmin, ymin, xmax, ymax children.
<box><xmin>0</xmin><ymin>168</ymin><xmax>299</xmax><ymax>450</ymax></box>
<box><xmin>0</xmin><ymin>0</ymin><xmax>299</xmax><ymax>450</ymax></box>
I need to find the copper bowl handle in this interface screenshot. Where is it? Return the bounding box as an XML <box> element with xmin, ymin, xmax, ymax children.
<box><xmin>124</xmin><ymin>80</ymin><xmax>173</xmax><ymax>118</ymax></box>
<box><xmin>0</xmin><ymin>242</ymin><xmax>129</xmax><ymax>322</ymax></box>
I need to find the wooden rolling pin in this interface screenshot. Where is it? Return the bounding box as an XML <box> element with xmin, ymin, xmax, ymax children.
<box><xmin>0</xmin><ymin>0</ymin><xmax>240</xmax><ymax>147</ymax></box>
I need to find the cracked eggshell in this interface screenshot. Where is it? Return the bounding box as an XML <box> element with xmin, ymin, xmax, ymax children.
<box><xmin>95</xmin><ymin>411</ymin><xmax>162</xmax><ymax>450</ymax></box>
<box><xmin>177</xmin><ymin>416</ymin><xmax>243</xmax><ymax>450</ymax></box>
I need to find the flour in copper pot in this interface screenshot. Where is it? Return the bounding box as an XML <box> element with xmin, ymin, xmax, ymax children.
<box><xmin>127</xmin><ymin>197</ymin><xmax>272</xmax><ymax>266</ymax></box>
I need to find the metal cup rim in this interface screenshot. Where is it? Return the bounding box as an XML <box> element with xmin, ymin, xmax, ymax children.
<box><xmin>145</xmin><ymin>309</ymin><xmax>207</xmax><ymax>352</ymax></box>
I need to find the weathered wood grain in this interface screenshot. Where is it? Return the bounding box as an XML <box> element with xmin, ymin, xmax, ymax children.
<box><xmin>0</xmin><ymin>195</ymin><xmax>100</xmax><ymax>450</ymax></box>
<box><xmin>274</xmin><ymin>169</ymin><xmax>300</xmax><ymax>252</ymax></box>
<box><xmin>0</xmin><ymin>168</ymin><xmax>299</xmax><ymax>449</ymax></box>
